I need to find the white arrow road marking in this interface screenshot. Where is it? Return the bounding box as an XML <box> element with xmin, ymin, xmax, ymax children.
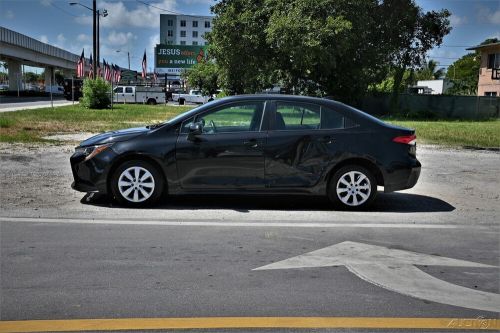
<box><xmin>254</xmin><ymin>241</ymin><xmax>500</xmax><ymax>312</ymax></box>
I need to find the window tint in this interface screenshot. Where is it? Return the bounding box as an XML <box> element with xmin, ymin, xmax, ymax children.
<box><xmin>321</xmin><ymin>106</ymin><xmax>358</xmax><ymax>129</ymax></box>
<box><xmin>114</xmin><ymin>87</ymin><xmax>123</xmax><ymax>93</ymax></box>
<box><xmin>275</xmin><ymin>102</ymin><xmax>320</xmax><ymax>130</ymax></box>
<box><xmin>193</xmin><ymin>102</ymin><xmax>264</xmax><ymax>134</ymax></box>
<box><xmin>125</xmin><ymin>87</ymin><xmax>133</xmax><ymax>93</ymax></box>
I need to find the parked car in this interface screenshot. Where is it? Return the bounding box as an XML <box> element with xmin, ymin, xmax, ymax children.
<box><xmin>45</xmin><ymin>85</ymin><xmax>64</xmax><ymax>94</ymax></box>
<box><xmin>70</xmin><ymin>95</ymin><xmax>421</xmax><ymax>209</ymax></box>
<box><xmin>172</xmin><ymin>89</ymin><xmax>212</xmax><ymax>104</ymax></box>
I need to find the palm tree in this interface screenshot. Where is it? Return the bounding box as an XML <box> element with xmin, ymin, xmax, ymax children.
<box><xmin>416</xmin><ymin>60</ymin><xmax>445</xmax><ymax>80</ymax></box>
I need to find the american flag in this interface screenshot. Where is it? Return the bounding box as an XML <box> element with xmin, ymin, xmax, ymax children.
<box><xmin>113</xmin><ymin>64</ymin><xmax>121</xmax><ymax>83</ymax></box>
<box><xmin>142</xmin><ymin>50</ymin><xmax>147</xmax><ymax>79</ymax></box>
<box><xmin>76</xmin><ymin>49</ymin><xmax>84</xmax><ymax>78</ymax></box>
<box><xmin>153</xmin><ymin>71</ymin><xmax>158</xmax><ymax>83</ymax></box>
<box><xmin>104</xmin><ymin>60</ymin><xmax>112</xmax><ymax>82</ymax></box>
<box><xmin>97</xmin><ymin>64</ymin><xmax>102</xmax><ymax>78</ymax></box>
<box><xmin>88</xmin><ymin>54</ymin><xmax>93</xmax><ymax>79</ymax></box>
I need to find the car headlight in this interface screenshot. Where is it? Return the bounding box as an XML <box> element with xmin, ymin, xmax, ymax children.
<box><xmin>75</xmin><ymin>144</ymin><xmax>113</xmax><ymax>161</ymax></box>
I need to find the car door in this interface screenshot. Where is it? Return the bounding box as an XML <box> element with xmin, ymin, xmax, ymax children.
<box><xmin>114</xmin><ymin>87</ymin><xmax>123</xmax><ymax>103</ymax></box>
<box><xmin>124</xmin><ymin>86</ymin><xmax>135</xmax><ymax>103</ymax></box>
<box><xmin>265</xmin><ymin>100</ymin><xmax>353</xmax><ymax>188</ymax></box>
<box><xmin>175</xmin><ymin>100</ymin><xmax>268</xmax><ymax>190</ymax></box>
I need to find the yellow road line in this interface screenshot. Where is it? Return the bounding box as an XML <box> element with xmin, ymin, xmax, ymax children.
<box><xmin>0</xmin><ymin>317</ymin><xmax>499</xmax><ymax>332</ymax></box>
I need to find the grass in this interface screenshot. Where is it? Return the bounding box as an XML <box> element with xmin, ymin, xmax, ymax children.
<box><xmin>387</xmin><ymin>119</ymin><xmax>500</xmax><ymax>148</ymax></box>
<box><xmin>0</xmin><ymin>103</ymin><xmax>498</xmax><ymax>148</ymax></box>
<box><xmin>0</xmin><ymin>104</ymin><xmax>193</xmax><ymax>143</ymax></box>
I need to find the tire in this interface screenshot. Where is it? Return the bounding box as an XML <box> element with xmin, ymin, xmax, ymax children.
<box><xmin>110</xmin><ymin>160</ymin><xmax>164</xmax><ymax>207</ymax></box>
<box><xmin>328</xmin><ymin>165</ymin><xmax>377</xmax><ymax>210</ymax></box>
<box><xmin>147</xmin><ymin>98</ymin><xmax>157</xmax><ymax>105</ymax></box>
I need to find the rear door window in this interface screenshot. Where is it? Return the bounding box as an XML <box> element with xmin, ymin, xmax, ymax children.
<box><xmin>275</xmin><ymin>102</ymin><xmax>320</xmax><ymax>130</ymax></box>
<box><xmin>125</xmin><ymin>87</ymin><xmax>133</xmax><ymax>93</ymax></box>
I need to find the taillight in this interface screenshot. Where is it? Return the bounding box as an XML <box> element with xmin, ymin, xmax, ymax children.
<box><xmin>393</xmin><ymin>134</ymin><xmax>416</xmax><ymax>145</ymax></box>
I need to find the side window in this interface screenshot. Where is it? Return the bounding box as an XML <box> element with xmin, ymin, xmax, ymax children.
<box><xmin>114</xmin><ymin>87</ymin><xmax>123</xmax><ymax>93</ymax></box>
<box><xmin>125</xmin><ymin>87</ymin><xmax>133</xmax><ymax>93</ymax></box>
<box><xmin>195</xmin><ymin>102</ymin><xmax>264</xmax><ymax>134</ymax></box>
<box><xmin>321</xmin><ymin>106</ymin><xmax>358</xmax><ymax>129</ymax></box>
<box><xmin>275</xmin><ymin>102</ymin><xmax>320</xmax><ymax>130</ymax></box>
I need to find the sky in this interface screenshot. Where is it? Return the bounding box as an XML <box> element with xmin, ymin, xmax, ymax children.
<box><xmin>0</xmin><ymin>0</ymin><xmax>499</xmax><ymax>74</ymax></box>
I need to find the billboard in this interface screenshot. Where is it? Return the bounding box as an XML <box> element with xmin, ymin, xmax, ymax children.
<box><xmin>155</xmin><ymin>44</ymin><xmax>208</xmax><ymax>75</ymax></box>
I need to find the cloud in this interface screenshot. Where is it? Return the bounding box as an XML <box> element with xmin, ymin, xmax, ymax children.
<box><xmin>75</xmin><ymin>0</ymin><xmax>177</xmax><ymax>29</ymax></box>
<box><xmin>57</xmin><ymin>34</ymin><xmax>66</xmax><ymax>44</ymax></box>
<box><xmin>107</xmin><ymin>31</ymin><xmax>137</xmax><ymax>46</ymax></box>
<box><xmin>149</xmin><ymin>33</ymin><xmax>160</xmax><ymax>50</ymax></box>
<box><xmin>5</xmin><ymin>10</ymin><xmax>14</xmax><ymax>19</ymax></box>
<box><xmin>40</xmin><ymin>35</ymin><xmax>49</xmax><ymax>44</ymax></box>
<box><xmin>77</xmin><ymin>34</ymin><xmax>91</xmax><ymax>42</ymax></box>
<box><xmin>449</xmin><ymin>14</ymin><xmax>467</xmax><ymax>27</ymax></box>
<box><xmin>40</xmin><ymin>0</ymin><xmax>52</xmax><ymax>6</ymax></box>
<box><xmin>477</xmin><ymin>6</ymin><xmax>500</xmax><ymax>25</ymax></box>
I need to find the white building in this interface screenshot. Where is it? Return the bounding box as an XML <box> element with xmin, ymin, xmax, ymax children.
<box><xmin>415</xmin><ymin>79</ymin><xmax>453</xmax><ymax>95</ymax></box>
<box><xmin>160</xmin><ymin>14</ymin><xmax>213</xmax><ymax>46</ymax></box>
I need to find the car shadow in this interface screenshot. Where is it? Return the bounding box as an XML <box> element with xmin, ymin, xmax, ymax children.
<box><xmin>81</xmin><ymin>192</ymin><xmax>455</xmax><ymax>213</ymax></box>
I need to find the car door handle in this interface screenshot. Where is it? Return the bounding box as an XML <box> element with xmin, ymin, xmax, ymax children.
<box><xmin>244</xmin><ymin>139</ymin><xmax>259</xmax><ymax>148</ymax></box>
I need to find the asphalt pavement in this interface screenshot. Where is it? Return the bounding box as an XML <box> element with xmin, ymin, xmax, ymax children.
<box><xmin>0</xmin><ymin>96</ymin><xmax>76</xmax><ymax>112</ymax></box>
<box><xmin>0</xmin><ymin>144</ymin><xmax>499</xmax><ymax>332</ymax></box>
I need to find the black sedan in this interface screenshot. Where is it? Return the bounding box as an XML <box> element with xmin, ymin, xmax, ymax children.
<box><xmin>70</xmin><ymin>95</ymin><xmax>420</xmax><ymax>209</ymax></box>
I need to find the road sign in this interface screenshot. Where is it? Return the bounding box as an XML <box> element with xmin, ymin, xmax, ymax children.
<box><xmin>254</xmin><ymin>241</ymin><xmax>500</xmax><ymax>312</ymax></box>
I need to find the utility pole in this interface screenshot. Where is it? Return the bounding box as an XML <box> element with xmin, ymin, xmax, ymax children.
<box><xmin>92</xmin><ymin>0</ymin><xmax>97</xmax><ymax>78</ymax></box>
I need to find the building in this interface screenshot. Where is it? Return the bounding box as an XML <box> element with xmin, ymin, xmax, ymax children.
<box><xmin>466</xmin><ymin>42</ymin><xmax>500</xmax><ymax>96</ymax></box>
<box><xmin>160</xmin><ymin>14</ymin><xmax>213</xmax><ymax>46</ymax></box>
<box><xmin>410</xmin><ymin>79</ymin><xmax>453</xmax><ymax>95</ymax></box>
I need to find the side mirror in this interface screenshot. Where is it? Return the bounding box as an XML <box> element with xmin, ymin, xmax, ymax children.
<box><xmin>187</xmin><ymin>122</ymin><xmax>203</xmax><ymax>140</ymax></box>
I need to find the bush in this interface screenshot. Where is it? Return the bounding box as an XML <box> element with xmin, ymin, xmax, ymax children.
<box><xmin>80</xmin><ymin>78</ymin><xmax>111</xmax><ymax>109</ymax></box>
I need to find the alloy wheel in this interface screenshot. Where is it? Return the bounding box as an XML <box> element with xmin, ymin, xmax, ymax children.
<box><xmin>117</xmin><ymin>166</ymin><xmax>155</xmax><ymax>203</ymax></box>
<box><xmin>336</xmin><ymin>171</ymin><xmax>371</xmax><ymax>207</ymax></box>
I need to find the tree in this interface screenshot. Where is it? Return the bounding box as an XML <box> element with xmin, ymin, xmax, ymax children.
<box><xmin>207</xmin><ymin>0</ymin><xmax>451</xmax><ymax>103</ymax></box>
<box><xmin>414</xmin><ymin>60</ymin><xmax>445</xmax><ymax>81</ymax></box>
<box><xmin>445</xmin><ymin>53</ymin><xmax>480</xmax><ymax>95</ymax></box>
<box><xmin>386</xmin><ymin>2</ymin><xmax>451</xmax><ymax>111</ymax></box>
<box><xmin>181</xmin><ymin>61</ymin><xmax>219</xmax><ymax>97</ymax></box>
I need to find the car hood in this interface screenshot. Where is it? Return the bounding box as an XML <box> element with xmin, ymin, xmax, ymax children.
<box><xmin>79</xmin><ymin>127</ymin><xmax>149</xmax><ymax>147</ymax></box>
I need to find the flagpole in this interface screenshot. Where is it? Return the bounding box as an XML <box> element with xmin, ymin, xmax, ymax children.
<box><xmin>110</xmin><ymin>65</ymin><xmax>114</xmax><ymax>110</ymax></box>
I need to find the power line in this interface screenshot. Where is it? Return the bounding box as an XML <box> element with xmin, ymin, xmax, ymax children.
<box><xmin>135</xmin><ymin>0</ymin><xmax>212</xmax><ymax>19</ymax></box>
<box><xmin>50</xmin><ymin>2</ymin><xmax>79</xmax><ymax>18</ymax></box>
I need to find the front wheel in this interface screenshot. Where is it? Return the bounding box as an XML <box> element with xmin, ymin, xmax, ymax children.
<box><xmin>328</xmin><ymin>165</ymin><xmax>377</xmax><ymax>210</ymax></box>
<box><xmin>110</xmin><ymin>160</ymin><xmax>164</xmax><ymax>207</ymax></box>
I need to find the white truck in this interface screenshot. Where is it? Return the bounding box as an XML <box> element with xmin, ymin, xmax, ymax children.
<box><xmin>113</xmin><ymin>86</ymin><xmax>166</xmax><ymax>105</ymax></box>
<box><xmin>172</xmin><ymin>89</ymin><xmax>213</xmax><ymax>104</ymax></box>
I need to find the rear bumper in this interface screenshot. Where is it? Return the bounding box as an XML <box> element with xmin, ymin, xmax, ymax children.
<box><xmin>383</xmin><ymin>159</ymin><xmax>421</xmax><ymax>193</ymax></box>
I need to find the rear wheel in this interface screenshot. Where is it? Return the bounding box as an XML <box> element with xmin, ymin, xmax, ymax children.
<box><xmin>328</xmin><ymin>165</ymin><xmax>376</xmax><ymax>210</ymax></box>
<box><xmin>147</xmin><ymin>98</ymin><xmax>157</xmax><ymax>105</ymax></box>
<box><xmin>111</xmin><ymin>160</ymin><xmax>164</xmax><ymax>207</ymax></box>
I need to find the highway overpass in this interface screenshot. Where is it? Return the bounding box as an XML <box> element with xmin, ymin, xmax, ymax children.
<box><xmin>0</xmin><ymin>26</ymin><xmax>86</xmax><ymax>92</ymax></box>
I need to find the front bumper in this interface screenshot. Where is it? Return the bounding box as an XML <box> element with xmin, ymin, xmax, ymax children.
<box><xmin>70</xmin><ymin>149</ymin><xmax>115</xmax><ymax>194</ymax></box>
<box><xmin>383</xmin><ymin>158</ymin><xmax>421</xmax><ymax>193</ymax></box>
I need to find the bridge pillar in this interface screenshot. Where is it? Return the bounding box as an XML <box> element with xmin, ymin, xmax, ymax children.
<box><xmin>7</xmin><ymin>59</ymin><xmax>22</xmax><ymax>92</ymax></box>
<box><xmin>44</xmin><ymin>66</ymin><xmax>54</xmax><ymax>92</ymax></box>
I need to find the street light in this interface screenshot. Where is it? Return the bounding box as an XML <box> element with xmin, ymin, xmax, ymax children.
<box><xmin>116</xmin><ymin>50</ymin><xmax>130</xmax><ymax>70</ymax></box>
<box><xmin>69</xmin><ymin>1</ymin><xmax>107</xmax><ymax>77</ymax></box>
